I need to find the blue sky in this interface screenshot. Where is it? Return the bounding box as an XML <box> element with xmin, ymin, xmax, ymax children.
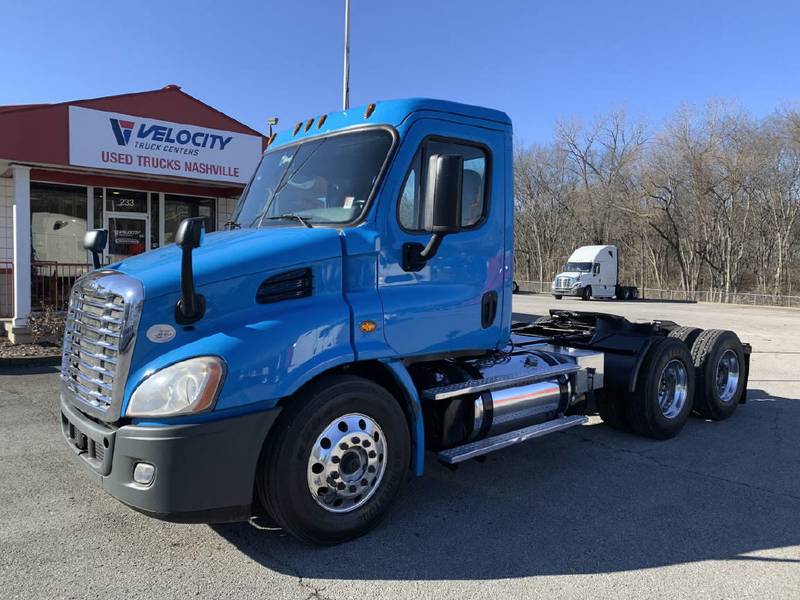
<box><xmin>2</xmin><ymin>0</ymin><xmax>799</xmax><ymax>144</ymax></box>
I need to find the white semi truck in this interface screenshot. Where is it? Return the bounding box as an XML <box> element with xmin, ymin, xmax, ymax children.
<box><xmin>551</xmin><ymin>245</ymin><xmax>639</xmax><ymax>300</ymax></box>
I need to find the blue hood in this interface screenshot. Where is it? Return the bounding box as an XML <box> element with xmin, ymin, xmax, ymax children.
<box><xmin>112</xmin><ymin>226</ymin><xmax>343</xmax><ymax>299</ymax></box>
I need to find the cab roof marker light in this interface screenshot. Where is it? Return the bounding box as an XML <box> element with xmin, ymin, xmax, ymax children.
<box><xmin>317</xmin><ymin>114</ymin><xmax>328</xmax><ymax>128</ymax></box>
<box><xmin>304</xmin><ymin>117</ymin><xmax>314</xmax><ymax>132</ymax></box>
<box><xmin>293</xmin><ymin>122</ymin><xmax>303</xmax><ymax>135</ymax></box>
<box><xmin>365</xmin><ymin>103</ymin><xmax>376</xmax><ymax>119</ymax></box>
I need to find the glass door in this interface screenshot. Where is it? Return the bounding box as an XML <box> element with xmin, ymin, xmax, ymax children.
<box><xmin>104</xmin><ymin>213</ymin><xmax>149</xmax><ymax>263</ymax></box>
<box><xmin>102</xmin><ymin>188</ymin><xmax>150</xmax><ymax>263</ymax></box>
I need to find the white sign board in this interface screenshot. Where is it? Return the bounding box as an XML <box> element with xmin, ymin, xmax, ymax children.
<box><xmin>69</xmin><ymin>106</ymin><xmax>262</xmax><ymax>184</ymax></box>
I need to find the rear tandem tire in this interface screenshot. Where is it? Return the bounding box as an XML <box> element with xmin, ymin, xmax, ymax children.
<box><xmin>258</xmin><ymin>375</ymin><xmax>410</xmax><ymax>545</ymax></box>
<box><xmin>690</xmin><ymin>329</ymin><xmax>746</xmax><ymax>421</ymax></box>
<box><xmin>626</xmin><ymin>337</ymin><xmax>696</xmax><ymax>440</ymax></box>
<box><xmin>668</xmin><ymin>326</ymin><xmax>703</xmax><ymax>349</ymax></box>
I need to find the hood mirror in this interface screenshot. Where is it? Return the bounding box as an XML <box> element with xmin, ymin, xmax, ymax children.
<box><xmin>175</xmin><ymin>218</ymin><xmax>206</xmax><ymax>324</ymax></box>
<box><xmin>83</xmin><ymin>229</ymin><xmax>108</xmax><ymax>269</ymax></box>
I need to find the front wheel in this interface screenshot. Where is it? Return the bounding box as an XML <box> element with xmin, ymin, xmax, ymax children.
<box><xmin>581</xmin><ymin>286</ymin><xmax>592</xmax><ymax>301</ymax></box>
<box><xmin>258</xmin><ymin>375</ymin><xmax>410</xmax><ymax>544</ymax></box>
<box><xmin>553</xmin><ymin>294</ymin><xmax>563</xmax><ymax>300</ymax></box>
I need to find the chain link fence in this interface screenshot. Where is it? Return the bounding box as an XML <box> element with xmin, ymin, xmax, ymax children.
<box><xmin>514</xmin><ymin>280</ymin><xmax>800</xmax><ymax>308</ymax></box>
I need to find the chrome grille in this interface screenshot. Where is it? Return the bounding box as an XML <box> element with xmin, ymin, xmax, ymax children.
<box><xmin>60</xmin><ymin>271</ymin><xmax>143</xmax><ymax>421</ymax></box>
<box><xmin>556</xmin><ymin>277</ymin><xmax>571</xmax><ymax>289</ymax></box>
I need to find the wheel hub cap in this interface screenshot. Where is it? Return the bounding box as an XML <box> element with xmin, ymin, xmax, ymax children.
<box><xmin>307</xmin><ymin>413</ymin><xmax>387</xmax><ymax>513</ymax></box>
<box><xmin>716</xmin><ymin>349</ymin><xmax>740</xmax><ymax>403</ymax></box>
<box><xmin>657</xmin><ymin>359</ymin><xmax>689</xmax><ymax>419</ymax></box>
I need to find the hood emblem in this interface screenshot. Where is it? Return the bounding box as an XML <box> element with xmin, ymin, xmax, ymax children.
<box><xmin>146</xmin><ymin>324</ymin><xmax>176</xmax><ymax>344</ymax></box>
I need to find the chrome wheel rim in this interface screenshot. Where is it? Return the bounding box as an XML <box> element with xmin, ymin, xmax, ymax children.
<box><xmin>716</xmin><ymin>349</ymin><xmax>740</xmax><ymax>403</ymax></box>
<box><xmin>657</xmin><ymin>359</ymin><xmax>689</xmax><ymax>419</ymax></box>
<box><xmin>306</xmin><ymin>413</ymin><xmax>387</xmax><ymax>513</ymax></box>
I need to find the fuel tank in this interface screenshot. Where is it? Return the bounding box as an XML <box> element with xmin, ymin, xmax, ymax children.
<box><xmin>418</xmin><ymin>345</ymin><xmax>603</xmax><ymax>449</ymax></box>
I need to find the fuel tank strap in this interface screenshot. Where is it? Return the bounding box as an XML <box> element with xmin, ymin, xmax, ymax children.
<box><xmin>423</xmin><ymin>364</ymin><xmax>580</xmax><ymax>401</ymax></box>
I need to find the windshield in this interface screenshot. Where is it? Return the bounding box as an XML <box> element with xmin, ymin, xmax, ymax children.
<box><xmin>232</xmin><ymin>129</ymin><xmax>393</xmax><ymax>227</ymax></box>
<box><xmin>564</xmin><ymin>262</ymin><xmax>593</xmax><ymax>273</ymax></box>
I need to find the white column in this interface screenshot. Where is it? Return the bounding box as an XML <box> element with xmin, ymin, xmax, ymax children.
<box><xmin>12</xmin><ymin>165</ymin><xmax>31</xmax><ymax>328</ymax></box>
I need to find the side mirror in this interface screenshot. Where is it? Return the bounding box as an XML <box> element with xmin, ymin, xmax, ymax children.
<box><xmin>175</xmin><ymin>218</ymin><xmax>206</xmax><ymax>324</ymax></box>
<box><xmin>83</xmin><ymin>229</ymin><xmax>108</xmax><ymax>269</ymax></box>
<box><xmin>403</xmin><ymin>154</ymin><xmax>463</xmax><ymax>271</ymax></box>
<box><xmin>175</xmin><ymin>217</ymin><xmax>204</xmax><ymax>249</ymax></box>
<box><xmin>422</xmin><ymin>154</ymin><xmax>463</xmax><ymax>234</ymax></box>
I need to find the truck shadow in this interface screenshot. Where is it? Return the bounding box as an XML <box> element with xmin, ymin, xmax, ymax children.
<box><xmin>213</xmin><ymin>388</ymin><xmax>800</xmax><ymax>580</ymax></box>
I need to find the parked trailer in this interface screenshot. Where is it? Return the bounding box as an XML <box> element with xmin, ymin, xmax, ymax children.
<box><xmin>59</xmin><ymin>99</ymin><xmax>750</xmax><ymax>544</ymax></box>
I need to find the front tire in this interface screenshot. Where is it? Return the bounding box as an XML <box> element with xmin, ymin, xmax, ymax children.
<box><xmin>258</xmin><ymin>375</ymin><xmax>410</xmax><ymax>545</ymax></box>
<box><xmin>581</xmin><ymin>286</ymin><xmax>592</xmax><ymax>301</ymax></box>
<box><xmin>553</xmin><ymin>294</ymin><xmax>563</xmax><ymax>300</ymax></box>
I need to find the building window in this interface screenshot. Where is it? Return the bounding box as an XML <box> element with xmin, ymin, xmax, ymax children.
<box><xmin>164</xmin><ymin>194</ymin><xmax>216</xmax><ymax>244</ymax></box>
<box><xmin>106</xmin><ymin>188</ymin><xmax>148</xmax><ymax>213</ymax></box>
<box><xmin>30</xmin><ymin>183</ymin><xmax>88</xmax><ymax>264</ymax></box>
<box><xmin>150</xmin><ymin>193</ymin><xmax>160</xmax><ymax>249</ymax></box>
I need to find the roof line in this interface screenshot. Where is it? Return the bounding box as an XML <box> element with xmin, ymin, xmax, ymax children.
<box><xmin>0</xmin><ymin>87</ymin><xmax>265</xmax><ymax>137</ymax></box>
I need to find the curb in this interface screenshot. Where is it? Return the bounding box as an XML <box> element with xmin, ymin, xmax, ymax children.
<box><xmin>0</xmin><ymin>355</ymin><xmax>62</xmax><ymax>368</ymax></box>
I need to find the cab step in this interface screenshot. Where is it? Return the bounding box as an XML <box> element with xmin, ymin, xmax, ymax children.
<box><xmin>436</xmin><ymin>415</ymin><xmax>587</xmax><ymax>464</ymax></box>
<box><xmin>423</xmin><ymin>363</ymin><xmax>579</xmax><ymax>401</ymax></box>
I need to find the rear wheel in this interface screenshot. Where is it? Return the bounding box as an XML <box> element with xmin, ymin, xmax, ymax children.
<box><xmin>581</xmin><ymin>286</ymin><xmax>592</xmax><ymax>301</ymax></box>
<box><xmin>258</xmin><ymin>375</ymin><xmax>410</xmax><ymax>545</ymax></box>
<box><xmin>626</xmin><ymin>337</ymin><xmax>695</xmax><ymax>439</ymax></box>
<box><xmin>668</xmin><ymin>326</ymin><xmax>702</xmax><ymax>349</ymax></box>
<box><xmin>690</xmin><ymin>330</ymin><xmax>746</xmax><ymax>420</ymax></box>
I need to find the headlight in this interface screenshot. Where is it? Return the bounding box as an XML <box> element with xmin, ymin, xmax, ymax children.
<box><xmin>127</xmin><ymin>356</ymin><xmax>225</xmax><ymax>417</ymax></box>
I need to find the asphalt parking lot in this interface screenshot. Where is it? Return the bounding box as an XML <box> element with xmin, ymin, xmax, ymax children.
<box><xmin>1</xmin><ymin>295</ymin><xmax>798</xmax><ymax>600</ymax></box>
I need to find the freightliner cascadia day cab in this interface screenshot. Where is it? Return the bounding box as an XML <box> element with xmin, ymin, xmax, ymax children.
<box><xmin>60</xmin><ymin>99</ymin><xmax>750</xmax><ymax>544</ymax></box>
<box><xmin>551</xmin><ymin>244</ymin><xmax>639</xmax><ymax>301</ymax></box>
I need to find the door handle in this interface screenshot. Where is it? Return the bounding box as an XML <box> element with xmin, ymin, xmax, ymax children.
<box><xmin>481</xmin><ymin>291</ymin><xmax>498</xmax><ymax>328</ymax></box>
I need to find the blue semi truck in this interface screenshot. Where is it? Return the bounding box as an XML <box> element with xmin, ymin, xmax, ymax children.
<box><xmin>60</xmin><ymin>98</ymin><xmax>750</xmax><ymax>544</ymax></box>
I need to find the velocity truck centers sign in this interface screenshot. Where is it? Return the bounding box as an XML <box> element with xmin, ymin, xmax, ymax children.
<box><xmin>68</xmin><ymin>106</ymin><xmax>262</xmax><ymax>184</ymax></box>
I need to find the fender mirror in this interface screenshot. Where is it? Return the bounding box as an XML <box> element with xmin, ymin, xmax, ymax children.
<box><xmin>403</xmin><ymin>154</ymin><xmax>463</xmax><ymax>271</ymax></box>
<box><xmin>175</xmin><ymin>217</ymin><xmax>206</xmax><ymax>324</ymax></box>
<box><xmin>83</xmin><ymin>229</ymin><xmax>108</xmax><ymax>269</ymax></box>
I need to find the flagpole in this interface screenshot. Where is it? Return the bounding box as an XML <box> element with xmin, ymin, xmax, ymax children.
<box><xmin>342</xmin><ymin>0</ymin><xmax>350</xmax><ymax>110</ymax></box>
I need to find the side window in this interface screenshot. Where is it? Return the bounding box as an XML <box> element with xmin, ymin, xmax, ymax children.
<box><xmin>398</xmin><ymin>139</ymin><xmax>489</xmax><ymax>230</ymax></box>
<box><xmin>398</xmin><ymin>152</ymin><xmax>422</xmax><ymax>230</ymax></box>
<box><xmin>593</xmin><ymin>263</ymin><xmax>600</xmax><ymax>276</ymax></box>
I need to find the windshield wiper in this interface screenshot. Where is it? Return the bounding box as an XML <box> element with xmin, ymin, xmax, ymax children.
<box><xmin>265</xmin><ymin>214</ymin><xmax>314</xmax><ymax>228</ymax></box>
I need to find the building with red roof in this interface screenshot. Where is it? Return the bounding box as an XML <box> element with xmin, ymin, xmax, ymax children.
<box><xmin>0</xmin><ymin>85</ymin><xmax>266</xmax><ymax>341</ymax></box>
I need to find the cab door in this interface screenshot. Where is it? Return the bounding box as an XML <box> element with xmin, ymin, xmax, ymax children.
<box><xmin>377</xmin><ymin>118</ymin><xmax>508</xmax><ymax>356</ymax></box>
